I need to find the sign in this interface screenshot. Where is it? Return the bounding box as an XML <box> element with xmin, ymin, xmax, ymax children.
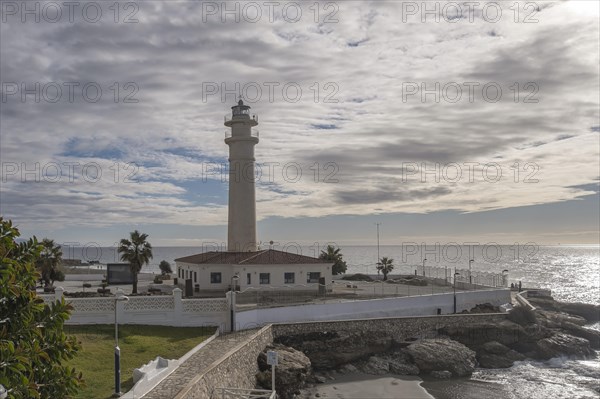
<box><xmin>266</xmin><ymin>350</ymin><xmax>278</xmax><ymax>366</ymax></box>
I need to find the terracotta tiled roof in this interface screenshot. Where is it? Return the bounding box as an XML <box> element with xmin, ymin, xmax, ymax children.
<box><xmin>174</xmin><ymin>249</ymin><xmax>329</xmax><ymax>265</ymax></box>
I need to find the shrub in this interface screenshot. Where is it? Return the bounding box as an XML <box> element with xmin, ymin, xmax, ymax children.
<box><xmin>341</xmin><ymin>273</ymin><xmax>373</xmax><ymax>282</ymax></box>
<box><xmin>508</xmin><ymin>305</ymin><xmax>537</xmax><ymax>325</ymax></box>
<box><xmin>153</xmin><ymin>275</ymin><xmax>163</xmax><ymax>284</ymax></box>
<box><xmin>159</xmin><ymin>260</ymin><xmax>173</xmax><ymax>275</ymax></box>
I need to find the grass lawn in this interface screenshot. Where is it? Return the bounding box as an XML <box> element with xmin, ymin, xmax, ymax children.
<box><xmin>64</xmin><ymin>325</ymin><xmax>216</xmax><ymax>399</ymax></box>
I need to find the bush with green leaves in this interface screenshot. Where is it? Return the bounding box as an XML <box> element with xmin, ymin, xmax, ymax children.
<box><xmin>0</xmin><ymin>217</ymin><xmax>83</xmax><ymax>398</ymax></box>
<box><xmin>319</xmin><ymin>245</ymin><xmax>348</xmax><ymax>275</ymax></box>
<box><xmin>159</xmin><ymin>260</ymin><xmax>172</xmax><ymax>276</ymax></box>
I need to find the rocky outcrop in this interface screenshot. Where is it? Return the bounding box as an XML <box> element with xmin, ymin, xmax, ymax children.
<box><xmin>528</xmin><ymin>297</ymin><xmax>600</xmax><ymax>323</ymax></box>
<box><xmin>405</xmin><ymin>338</ymin><xmax>476</xmax><ymax>377</ymax></box>
<box><xmin>476</xmin><ymin>341</ymin><xmax>526</xmax><ymax>368</ymax></box>
<box><xmin>439</xmin><ymin>319</ymin><xmax>539</xmax><ymax>347</ymax></box>
<box><xmin>536</xmin><ymin>333</ymin><xmax>596</xmax><ymax>360</ymax></box>
<box><xmin>276</xmin><ymin>331</ymin><xmax>392</xmax><ymax>369</ymax></box>
<box><xmin>256</xmin><ymin>344</ymin><xmax>311</xmax><ymax>399</ymax></box>
<box><xmin>361</xmin><ymin>356</ymin><xmax>389</xmax><ymax>375</ymax></box>
<box><xmin>537</xmin><ymin>310</ymin><xmax>600</xmax><ymax>349</ymax></box>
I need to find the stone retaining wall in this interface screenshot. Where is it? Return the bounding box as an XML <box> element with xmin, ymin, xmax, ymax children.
<box><xmin>169</xmin><ymin>313</ymin><xmax>508</xmax><ymax>398</ymax></box>
<box><xmin>175</xmin><ymin>326</ymin><xmax>274</xmax><ymax>399</ymax></box>
<box><xmin>272</xmin><ymin>313</ymin><xmax>507</xmax><ymax>341</ymax></box>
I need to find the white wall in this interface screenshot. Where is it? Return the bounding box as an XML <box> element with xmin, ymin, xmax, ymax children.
<box><xmin>175</xmin><ymin>262</ymin><xmax>332</xmax><ymax>292</ymax></box>
<box><xmin>43</xmin><ymin>287</ymin><xmax>229</xmax><ymax>331</ymax></box>
<box><xmin>235</xmin><ymin>289</ymin><xmax>510</xmax><ymax>330</ymax></box>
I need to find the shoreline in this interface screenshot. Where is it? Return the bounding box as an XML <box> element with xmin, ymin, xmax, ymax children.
<box><xmin>298</xmin><ymin>372</ymin><xmax>434</xmax><ymax>399</ymax></box>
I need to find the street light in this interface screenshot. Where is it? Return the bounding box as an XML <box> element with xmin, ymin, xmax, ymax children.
<box><xmin>230</xmin><ymin>274</ymin><xmax>239</xmax><ymax>332</ymax></box>
<box><xmin>114</xmin><ymin>294</ymin><xmax>129</xmax><ymax>397</ymax></box>
<box><xmin>453</xmin><ymin>272</ymin><xmax>460</xmax><ymax>314</ymax></box>
<box><xmin>468</xmin><ymin>259</ymin><xmax>474</xmax><ymax>286</ymax></box>
<box><xmin>501</xmin><ymin>269</ymin><xmax>509</xmax><ymax>288</ymax></box>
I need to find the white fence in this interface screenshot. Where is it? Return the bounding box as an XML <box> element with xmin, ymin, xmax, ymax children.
<box><xmin>40</xmin><ymin>287</ymin><xmax>229</xmax><ymax>331</ymax></box>
<box><xmin>235</xmin><ymin>288</ymin><xmax>510</xmax><ymax>330</ymax></box>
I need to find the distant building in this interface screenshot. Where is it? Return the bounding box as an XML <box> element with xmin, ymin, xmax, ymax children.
<box><xmin>175</xmin><ymin>99</ymin><xmax>332</xmax><ymax>294</ymax></box>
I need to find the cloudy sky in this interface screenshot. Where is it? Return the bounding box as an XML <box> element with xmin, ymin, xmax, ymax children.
<box><xmin>1</xmin><ymin>0</ymin><xmax>598</xmax><ymax>247</ymax></box>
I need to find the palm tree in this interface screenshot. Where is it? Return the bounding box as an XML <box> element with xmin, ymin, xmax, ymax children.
<box><xmin>377</xmin><ymin>257</ymin><xmax>394</xmax><ymax>281</ymax></box>
<box><xmin>319</xmin><ymin>245</ymin><xmax>348</xmax><ymax>275</ymax></box>
<box><xmin>118</xmin><ymin>230</ymin><xmax>153</xmax><ymax>294</ymax></box>
<box><xmin>37</xmin><ymin>239</ymin><xmax>62</xmax><ymax>287</ymax></box>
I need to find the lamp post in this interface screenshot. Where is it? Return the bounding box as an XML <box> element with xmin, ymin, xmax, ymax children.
<box><xmin>453</xmin><ymin>272</ymin><xmax>460</xmax><ymax>314</ymax></box>
<box><xmin>422</xmin><ymin>258</ymin><xmax>427</xmax><ymax>277</ymax></box>
<box><xmin>230</xmin><ymin>274</ymin><xmax>239</xmax><ymax>332</ymax></box>
<box><xmin>501</xmin><ymin>269</ymin><xmax>509</xmax><ymax>288</ymax></box>
<box><xmin>114</xmin><ymin>294</ymin><xmax>129</xmax><ymax>397</ymax></box>
<box><xmin>468</xmin><ymin>259</ymin><xmax>474</xmax><ymax>286</ymax></box>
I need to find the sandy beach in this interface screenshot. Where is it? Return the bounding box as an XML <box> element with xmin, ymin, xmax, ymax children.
<box><xmin>298</xmin><ymin>372</ymin><xmax>434</xmax><ymax>399</ymax></box>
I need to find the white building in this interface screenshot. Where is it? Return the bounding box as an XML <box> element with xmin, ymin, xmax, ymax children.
<box><xmin>175</xmin><ymin>99</ymin><xmax>332</xmax><ymax>294</ymax></box>
<box><xmin>176</xmin><ymin>250</ymin><xmax>332</xmax><ymax>293</ymax></box>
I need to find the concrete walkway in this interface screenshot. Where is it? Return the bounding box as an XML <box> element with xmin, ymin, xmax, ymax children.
<box><xmin>141</xmin><ymin>329</ymin><xmax>258</xmax><ymax>399</ymax></box>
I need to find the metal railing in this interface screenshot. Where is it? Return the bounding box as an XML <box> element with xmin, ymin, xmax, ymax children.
<box><xmin>224</xmin><ymin>130</ymin><xmax>259</xmax><ymax>139</ymax></box>
<box><xmin>216</xmin><ymin>387</ymin><xmax>275</xmax><ymax>399</ymax></box>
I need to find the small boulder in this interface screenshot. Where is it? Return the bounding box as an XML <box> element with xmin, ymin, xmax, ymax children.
<box><xmin>389</xmin><ymin>361</ymin><xmax>420</xmax><ymax>375</ymax></box>
<box><xmin>536</xmin><ymin>333</ymin><xmax>596</xmax><ymax>360</ymax></box>
<box><xmin>430</xmin><ymin>370</ymin><xmax>452</xmax><ymax>379</ymax></box>
<box><xmin>256</xmin><ymin>344</ymin><xmax>311</xmax><ymax>399</ymax></box>
<box><xmin>361</xmin><ymin>356</ymin><xmax>389</xmax><ymax>375</ymax></box>
<box><xmin>476</xmin><ymin>342</ymin><xmax>526</xmax><ymax>369</ymax></box>
<box><xmin>406</xmin><ymin>338</ymin><xmax>476</xmax><ymax>377</ymax></box>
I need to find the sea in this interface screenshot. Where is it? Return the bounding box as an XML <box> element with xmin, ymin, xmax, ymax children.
<box><xmin>66</xmin><ymin>244</ymin><xmax>600</xmax><ymax>398</ymax></box>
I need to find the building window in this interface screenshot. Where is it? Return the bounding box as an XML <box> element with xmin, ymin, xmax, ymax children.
<box><xmin>284</xmin><ymin>272</ymin><xmax>295</xmax><ymax>284</ymax></box>
<box><xmin>194</xmin><ymin>272</ymin><xmax>197</xmax><ymax>283</ymax></box>
<box><xmin>247</xmin><ymin>273</ymin><xmax>251</xmax><ymax>285</ymax></box>
<box><xmin>185</xmin><ymin>270</ymin><xmax>188</xmax><ymax>279</ymax></box>
<box><xmin>260</xmin><ymin>273</ymin><xmax>270</xmax><ymax>284</ymax></box>
<box><xmin>210</xmin><ymin>272</ymin><xmax>222</xmax><ymax>284</ymax></box>
<box><xmin>178</xmin><ymin>268</ymin><xmax>181</xmax><ymax>278</ymax></box>
<box><xmin>307</xmin><ymin>272</ymin><xmax>321</xmax><ymax>283</ymax></box>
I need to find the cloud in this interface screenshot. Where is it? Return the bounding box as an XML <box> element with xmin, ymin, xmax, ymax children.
<box><xmin>0</xmin><ymin>0</ymin><xmax>598</xmax><ymax>237</ymax></box>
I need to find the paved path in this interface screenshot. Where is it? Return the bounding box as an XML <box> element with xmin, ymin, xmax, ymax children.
<box><xmin>142</xmin><ymin>329</ymin><xmax>258</xmax><ymax>399</ymax></box>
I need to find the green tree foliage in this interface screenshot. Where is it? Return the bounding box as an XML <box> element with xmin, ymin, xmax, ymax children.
<box><xmin>0</xmin><ymin>217</ymin><xmax>83</xmax><ymax>398</ymax></box>
<box><xmin>377</xmin><ymin>257</ymin><xmax>394</xmax><ymax>281</ymax></box>
<box><xmin>319</xmin><ymin>245</ymin><xmax>348</xmax><ymax>275</ymax></box>
<box><xmin>118</xmin><ymin>230</ymin><xmax>153</xmax><ymax>294</ymax></box>
<box><xmin>159</xmin><ymin>260</ymin><xmax>172</xmax><ymax>275</ymax></box>
<box><xmin>36</xmin><ymin>239</ymin><xmax>64</xmax><ymax>287</ymax></box>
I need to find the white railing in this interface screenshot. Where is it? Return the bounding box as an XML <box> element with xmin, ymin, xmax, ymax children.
<box><xmin>44</xmin><ymin>287</ymin><xmax>229</xmax><ymax>329</ymax></box>
<box><xmin>225</xmin><ymin>130</ymin><xmax>259</xmax><ymax>139</ymax></box>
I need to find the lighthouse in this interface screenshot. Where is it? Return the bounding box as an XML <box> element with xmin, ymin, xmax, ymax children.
<box><xmin>224</xmin><ymin>98</ymin><xmax>259</xmax><ymax>252</ymax></box>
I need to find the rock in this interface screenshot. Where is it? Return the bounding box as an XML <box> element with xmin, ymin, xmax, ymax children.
<box><xmin>256</xmin><ymin>344</ymin><xmax>312</xmax><ymax>399</ymax></box>
<box><xmin>406</xmin><ymin>338</ymin><xmax>476</xmax><ymax>377</ymax></box>
<box><xmin>536</xmin><ymin>333</ymin><xmax>596</xmax><ymax>360</ymax></box>
<box><xmin>339</xmin><ymin>364</ymin><xmax>358</xmax><ymax>374</ymax></box>
<box><xmin>560</xmin><ymin>322</ymin><xmax>600</xmax><ymax>349</ymax></box>
<box><xmin>313</xmin><ymin>375</ymin><xmax>327</xmax><ymax>384</ymax></box>
<box><xmin>475</xmin><ymin>340</ymin><xmax>526</xmax><ymax>368</ymax></box>
<box><xmin>538</xmin><ymin>310</ymin><xmax>588</xmax><ymax>327</ymax></box>
<box><xmin>361</xmin><ymin>356</ymin><xmax>389</xmax><ymax>375</ymax></box>
<box><xmin>276</xmin><ymin>331</ymin><xmax>392</xmax><ymax>370</ymax></box>
<box><xmin>440</xmin><ymin>319</ymin><xmax>529</xmax><ymax>347</ymax></box>
<box><xmin>430</xmin><ymin>370</ymin><xmax>452</xmax><ymax>379</ymax></box>
<box><xmin>528</xmin><ymin>297</ymin><xmax>600</xmax><ymax>323</ymax></box>
<box><xmin>388</xmin><ymin>361</ymin><xmax>420</xmax><ymax>375</ymax></box>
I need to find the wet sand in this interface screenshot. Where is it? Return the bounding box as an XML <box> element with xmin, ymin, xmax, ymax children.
<box><xmin>299</xmin><ymin>372</ymin><xmax>434</xmax><ymax>398</ymax></box>
<box><xmin>420</xmin><ymin>377</ymin><xmax>514</xmax><ymax>399</ymax></box>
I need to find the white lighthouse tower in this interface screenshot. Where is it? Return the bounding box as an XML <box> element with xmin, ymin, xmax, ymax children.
<box><xmin>224</xmin><ymin>98</ymin><xmax>259</xmax><ymax>252</ymax></box>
